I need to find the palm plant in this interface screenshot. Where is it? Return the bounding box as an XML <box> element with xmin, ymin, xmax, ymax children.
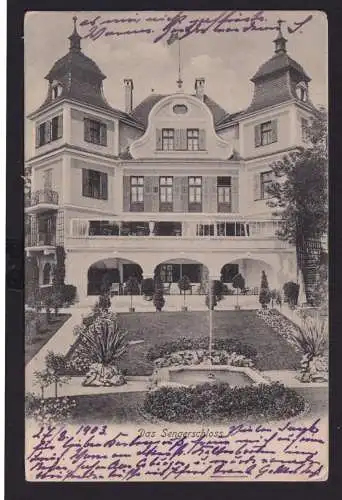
<box><xmin>77</xmin><ymin>311</ymin><xmax>128</xmax><ymax>385</ymax></box>
<box><xmin>286</xmin><ymin>316</ymin><xmax>328</xmax><ymax>380</ymax></box>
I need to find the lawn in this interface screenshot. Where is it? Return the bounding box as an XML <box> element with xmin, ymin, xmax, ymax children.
<box><xmin>25</xmin><ymin>313</ymin><xmax>71</xmax><ymax>365</ymax></box>
<box><xmin>115</xmin><ymin>310</ymin><xmax>301</xmax><ymax>376</ymax></box>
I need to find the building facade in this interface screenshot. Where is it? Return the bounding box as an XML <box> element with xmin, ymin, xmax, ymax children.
<box><xmin>25</xmin><ymin>20</ymin><xmax>316</xmax><ymax>301</ymax></box>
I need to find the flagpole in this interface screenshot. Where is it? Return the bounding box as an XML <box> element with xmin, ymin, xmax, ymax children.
<box><xmin>177</xmin><ymin>36</ymin><xmax>183</xmax><ymax>90</ymax></box>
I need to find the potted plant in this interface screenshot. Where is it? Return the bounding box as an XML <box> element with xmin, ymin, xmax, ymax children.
<box><xmin>153</xmin><ymin>276</ymin><xmax>165</xmax><ymax>312</ymax></box>
<box><xmin>259</xmin><ymin>270</ymin><xmax>271</xmax><ymax>309</ymax></box>
<box><xmin>125</xmin><ymin>276</ymin><xmax>139</xmax><ymax>312</ymax></box>
<box><xmin>232</xmin><ymin>273</ymin><xmax>245</xmax><ymax>310</ymax></box>
<box><xmin>178</xmin><ymin>275</ymin><xmax>191</xmax><ymax>311</ymax></box>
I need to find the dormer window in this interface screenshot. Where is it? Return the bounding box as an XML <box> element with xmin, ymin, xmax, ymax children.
<box><xmin>51</xmin><ymin>83</ymin><xmax>63</xmax><ymax>100</ymax></box>
<box><xmin>295</xmin><ymin>82</ymin><xmax>308</xmax><ymax>102</ymax></box>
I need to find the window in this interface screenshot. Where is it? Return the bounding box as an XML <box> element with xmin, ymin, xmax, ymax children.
<box><xmin>162</xmin><ymin>129</ymin><xmax>174</xmax><ymax>150</ymax></box>
<box><xmin>82</xmin><ymin>169</ymin><xmax>108</xmax><ymax>200</ymax></box>
<box><xmin>42</xmin><ymin>169</ymin><xmax>52</xmax><ymax>190</ymax></box>
<box><xmin>84</xmin><ymin>118</ymin><xmax>107</xmax><ymax>146</ymax></box>
<box><xmin>188</xmin><ymin>176</ymin><xmax>202</xmax><ymax>211</ymax></box>
<box><xmin>36</xmin><ymin>115</ymin><xmax>63</xmax><ymax>147</ymax></box>
<box><xmin>187</xmin><ymin>129</ymin><xmax>199</xmax><ymax>151</ymax></box>
<box><xmin>42</xmin><ymin>263</ymin><xmax>51</xmax><ymax>285</ymax></box>
<box><xmin>217</xmin><ymin>177</ymin><xmax>231</xmax><ymax>211</ymax></box>
<box><xmin>301</xmin><ymin>118</ymin><xmax>310</xmax><ymax>142</ymax></box>
<box><xmin>160</xmin><ymin>264</ymin><xmax>173</xmax><ymax>283</ymax></box>
<box><xmin>159</xmin><ymin>177</ymin><xmax>173</xmax><ymax>210</ymax></box>
<box><xmin>196</xmin><ymin>224</ymin><xmax>214</xmax><ymax>236</ymax></box>
<box><xmin>52</xmin><ymin>83</ymin><xmax>63</xmax><ymax>100</ymax></box>
<box><xmin>260</xmin><ymin>171</ymin><xmax>273</xmax><ymax>200</ymax></box>
<box><xmin>255</xmin><ymin>120</ymin><xmax>277</xmax><ymax>147</ymax></box>
<box><xmin>51</xmin><ymin>115</ymin><xmax>63</xmax><ymax>141</ymax></box>
<box><xmin>130</xmin><ymin>177</ymin><xmax>144</xmax><ymax>208</ymax></box>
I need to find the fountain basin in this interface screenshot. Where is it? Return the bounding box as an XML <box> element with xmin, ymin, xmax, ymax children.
<box><xmin>150</xmin><ymin>364</ymin><xmax>269</xmax><ymax>389</ymax></box>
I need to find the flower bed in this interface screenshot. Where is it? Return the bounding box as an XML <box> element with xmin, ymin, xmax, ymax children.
<box><xmin>147</xmin><ymin>336</ymin><xmax>257</xmax><ymax>363</ymax></box>
<box><xmin>144</xmin><ymin>382</ymin><xmax>305</xmax><ymax>423</ymax></box>
<box><xmin>153</xmin><ymin>349</ymin><xmax>254</xmax><ymax>368</ymax></box>
<box><xmin>25</xmin><ymin>393</ymin><xmax>77</xmax><ymax>424</ymax></box>
<box><xmin>256</xmin><ymin>309</ymin><xmax>303</xmax><ymax>351</ymax></box>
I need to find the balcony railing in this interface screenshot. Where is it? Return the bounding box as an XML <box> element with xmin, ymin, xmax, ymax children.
<box><xmin>26</xmin><ymin>189</ymin><xmax>59</xmax><ymax>208</ymax></box>
<box><xmin>70</xmin><ymin>218</ymin><xmax>282</xmax><ymax>239</ymax></box>
<box><xmin>25</xmin><ymin>232</ymin><xmax>56</xmax><ymax>247</ymax></box>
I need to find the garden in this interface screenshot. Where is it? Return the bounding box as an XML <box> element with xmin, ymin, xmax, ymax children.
<box><xmin>25</xmin><ymin>275</ymin><xmax>328</xmax><ymax>425</ymax></box>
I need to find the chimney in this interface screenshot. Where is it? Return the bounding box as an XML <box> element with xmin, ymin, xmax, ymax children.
<box><xmin>123</xmin><ymin>79</ymin><xmax>134</xmax><ymax>113</ymax></box>
<box><xmin>195</xmin><ymin>77</ymin><xmax>205</xmax><ymax>100</ymax></box>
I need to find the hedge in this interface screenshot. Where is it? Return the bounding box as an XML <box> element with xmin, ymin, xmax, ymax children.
<box><xmin>144</xmin><ymin>382</ymin><xmax>305</xmax><ymax>422</ymax></box>
<box><xmin>146</xmin><ymin>336</ymin><xmax>257</xmax><ymax>363</ymax></box>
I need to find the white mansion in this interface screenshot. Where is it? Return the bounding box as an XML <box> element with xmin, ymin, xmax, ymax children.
<box><xmin>25</xmin><ymin>19</ymin><xmax>315</xmax><ymax>301</ymax></box>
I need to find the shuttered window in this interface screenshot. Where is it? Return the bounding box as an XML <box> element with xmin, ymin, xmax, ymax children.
<box><xmin>84</xmin><ymin>118</ymin><xmax>107</xmax><ymax>146</ymax></box>
<box><xmin>82</xmin><ymin>168</ymin><xmax>108</xmax><ymax>200</ymax></box>
<box><xmin>130</xmin><ymin>176</ymin><xmax>144</xmax><ymax>211</ymax></box>
<box><xmin>162</xmin><ymin>129</ymin><xmax>174</xmax><ymax>150</ymax></box>
<box><xmin>260</xmin><ymin>171</ymin><xmax>274</xmax><ymax>200</ymax></box>
<box><xmin>51</xmin><ymin>115</ymin><xmax>63</xmax><ymax>140</ymax></box>
<box><xmin>157</xmin><ymin>128</ymin><xmax>206</xmax><ymax>151</ymax></box>
<box><xmin>188</xmin><ymin>176</ymin><xmax>202</xmax><ymax>212</ymax></box>
<box><xmin>255</xmin><ymin>120</ymin><xmax>278</xmax><ymax>147</ymax></box>
<box><xmin>36</xmin><ymin>115</ymin><xmax>63</xmax><ymax>148</ymax></box>
<box><xmin>187</xmin><ymin>129</ymin><xmax>199</xmax><ymax>150</ymax></box>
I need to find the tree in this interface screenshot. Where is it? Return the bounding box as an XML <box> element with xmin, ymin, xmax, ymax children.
<box><xmin>232</xmin><ymin>273</ymin><xmax>245</xmax><ymax>309</ymax></box>
<box><xmin>178</xmin><ymin>275</ymin><xmax>191</xmax><ymax>310</ymax></box>
<box><xmin>125</xmin><ymin>276</ymin><xmax>139</xmax><ymax>311</ymax></box>
<box><xmin>33</xmin><ymin>370</ymin><xmax>51</xmax><ymax>400</ymax></box>
<box><xmin>259</xmin><ymin>270</ymin><xmax>271</xmax><ymax>309</ymax></box>
<box><xmin>153</xmin><ymin>276</ymin><xmax>165</xmax><ymax>312</ymax></box>
<box><xmin>266</xmin><ymin>107</ymin><xmax>328</xmax><ymax>305</ymax></box>
<box><xmin>45</xmin><ymin>351</ymin><xmax>70</xmax><ymax>398</ymax></box>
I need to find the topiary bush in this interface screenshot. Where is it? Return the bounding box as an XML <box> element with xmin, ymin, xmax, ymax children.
<box><xmin>147</xmin><ymin>337</ymin><xmax>257</xmax><ymax>363</ymax></box>
<box><xmin>259</xmin><ymin>270</ymin><xmax>271</xmax><ymax>309</ymax></box>
<box><xmin>144</xmin><ymin>382</ymin><xmax>305</xmax><ymax>423</ymax></box>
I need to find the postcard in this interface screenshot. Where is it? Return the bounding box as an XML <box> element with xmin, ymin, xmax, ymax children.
<box><xmin>24</xmin><ymin>10</ymin><xmax>328</xmax><ymax>481</ymax></box>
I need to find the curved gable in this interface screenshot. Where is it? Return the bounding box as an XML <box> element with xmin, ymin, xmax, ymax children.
<box><xmin>130</xmin><ymin>94</ymin><xmax>233</xmax><ymax>160</ymax></box>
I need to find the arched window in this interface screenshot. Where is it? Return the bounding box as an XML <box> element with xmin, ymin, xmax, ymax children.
<box><xmin>43</xmin><ymin>263</ymin><xmax>51</xmax><ymax>285</ymax></box>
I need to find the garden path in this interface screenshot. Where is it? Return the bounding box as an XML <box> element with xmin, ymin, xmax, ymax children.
<box><xmin>27</xmin><ymin>371</ymin><xmax>327</xmax><ymax>398</ymax></box>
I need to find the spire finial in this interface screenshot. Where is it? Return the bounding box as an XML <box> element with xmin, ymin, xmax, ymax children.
<box><xmin>273</xmin><ymin>18</ymin><xmax>287</xmax><ymax>54</ymax></box>
<box><xmin>69</xmin><ymin>15</ymin><xmax>81</xmax><ymax>52</ymax></box>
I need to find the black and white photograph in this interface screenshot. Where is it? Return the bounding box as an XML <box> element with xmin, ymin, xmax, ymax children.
<box><xmin>23</xmin><ymin>10</ymin><xmax>328</xmax><ymax>481</ymax></box>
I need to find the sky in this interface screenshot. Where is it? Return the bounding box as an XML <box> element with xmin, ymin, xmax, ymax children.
<box><xmin>24</xmin><ymin>10</ymin><xmax>328</xmax><ymax>152</ymax></box>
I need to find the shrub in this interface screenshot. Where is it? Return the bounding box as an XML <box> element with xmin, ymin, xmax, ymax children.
<box><xmin>147</xmin><ymin>337</ymin><xmax>257</xmax><ymax>363</ymax></box>
<box><xmin>205</xmin><ymin>280</ymin><xmax>218</xmax><ymax>310</ymax></box>
<box><xmin>97</xmin><ymin>292</ymin><xmax>111</xmax><ymax>311</ymax></box>
<box><xmin>178</xmin><ymin>275</ymin><xmax>191</xmax><ymax>308</ymax></box>
<box><xmin>283</xmin><ymin>281</ymin><xmax>300</xmax><ymax>307</ymax></box>
<box><xmin>259</xmin><ymin>270</ymin><xmax>271</xmax><ymax>309</ymax></box>
<box><xmin>125</xmin><ymin>276</ymin><xmax>140</xmax><ymax>310</ymax></box>
<box><xmin>63</xmin><ymin>284</ymin><xmax>77</xmax><ymax>306</ymax></box>
<box><xmin>144</xmin><ymin>382</ymin><xmax>305</xmax><ymax>423</ymax></box>
<box><xmin>45</xmin><ymin>351</ymin><xmax>70</xmax><ymax>398</ymax></box>
<box><xmin>141</xmin><ymin>278</ymin><xmax>154</xmax><ymax>297</ymax></box>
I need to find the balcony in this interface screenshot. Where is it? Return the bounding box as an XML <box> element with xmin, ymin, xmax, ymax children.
<box><xmin>25</xmin><ymin>232</ymin><xmax>56</xmax><ymax>250</ymax></box>
<box><xmin>67</xmin><ymin>218</ymin><xmax>291</xmax><ymax>252</ymax></box>
<box><xmin>25</xmin><ymin>189</ymin><xmax>59</xmax><ymax>213</ymax></box>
